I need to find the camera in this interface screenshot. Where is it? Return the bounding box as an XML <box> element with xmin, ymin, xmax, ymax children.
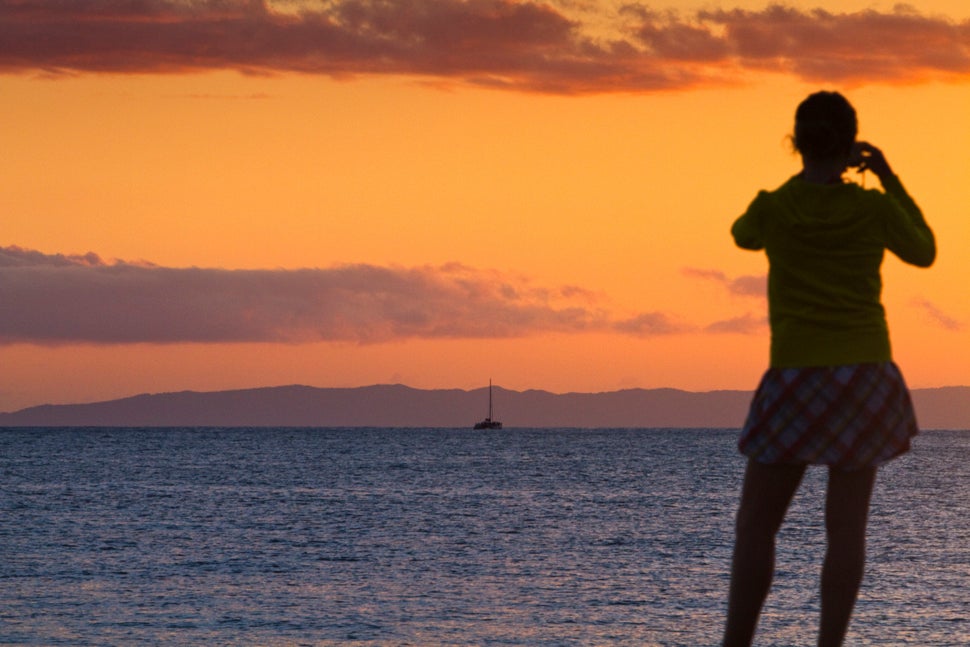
<box><xmin>847</xmin><ymin>143</ymin><xmax>866</xmax><ymax>169</ymax></box>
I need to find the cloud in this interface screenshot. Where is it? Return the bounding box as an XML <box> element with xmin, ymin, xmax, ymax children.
<box><xmin>1</xmin><ymin>1</ymin><xmax>967</xmax><ymax>93</ymax></box>
<box><xmin>2</xmin><ymin>245</ymin><xmax>687</xmax><ymax>345</ymax></box>
<box><xmin>678</xmin><ymin>267</ymin><xmax>767</xmax><ymax>334</ymax></box>
<box><xmin>682</xmin><ymin>267</ymin><xmax>766</xmax><ymax>298</ymax></box>
<box><xmin>700</xmin><ymin>4</ymin><xmax>970</xmax><ymax>84</ymax></box>
<box><xmin>912</xmin><ymin>297</ymin><xmax>964</xmax><ymax>331</ymax></box>
<box><xmin>613</xmin><ymin>311</ymin><xmax>692</xmax><ymax>336</ymax></box>
<box><xmin>704</xmin><ymin>313</ymin><xmax>767</xmax><ymax>334</ymax></box>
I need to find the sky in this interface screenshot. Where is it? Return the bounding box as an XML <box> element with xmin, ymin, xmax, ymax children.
<box><xmin>2</xmin><ymin>0</ymin><xmax>969</xmax><ymax>411</ymax></box>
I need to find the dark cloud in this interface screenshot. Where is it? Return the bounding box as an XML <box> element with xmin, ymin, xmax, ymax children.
<box><xmin>2</xmin><ymin>1</ymin><xmax>967</xmax><ymax>93</ymax></box>
<box><xmin>912</xmin><ymin>297</ymin><xmax>964</xmax><ymax>331</ymax></box>
<box><xmin>0</xmin><ymin>247</ymin><xmax>881</xmax><ymax>344</ymax></box>
<box><xmin>0</xmin><ymin>245</ymin><xmax>680</xmax><ymax>344</ymax></box>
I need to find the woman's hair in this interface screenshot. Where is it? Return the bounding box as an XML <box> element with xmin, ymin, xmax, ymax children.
<box><xmin>792</xmin><ymin>91</ymin><xmax>857</xmax><ymax>161</ymax></box>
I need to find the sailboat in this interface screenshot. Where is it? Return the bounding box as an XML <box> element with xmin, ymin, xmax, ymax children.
<box><xmin>473</xmin><ymin>380</ymin><xmax>503</xmax><ymax>429</ymax></box>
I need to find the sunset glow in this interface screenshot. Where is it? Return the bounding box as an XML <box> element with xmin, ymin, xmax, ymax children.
<box><xmin>2</xmin><ymin>0</ymin><xmax>968</xmax><ymax>411</ymax></box>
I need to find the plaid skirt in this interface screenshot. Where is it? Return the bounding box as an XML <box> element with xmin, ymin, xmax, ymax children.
<box><xmin>739</xmin><ymin>362</ymin><xmax>918</xmax><ymax>470</ymax></box>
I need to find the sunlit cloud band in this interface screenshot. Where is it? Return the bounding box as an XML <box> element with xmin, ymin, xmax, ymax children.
<box><xmin>2</xmin><ymin>1</ymin><xmax>968</xmax><ymax>92</ymax></box>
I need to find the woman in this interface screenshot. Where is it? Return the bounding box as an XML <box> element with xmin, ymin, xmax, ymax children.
<box><xmin>722</xmin><ymin>91</ymin><xmax>936</xmax><ymax>647</ymax></box>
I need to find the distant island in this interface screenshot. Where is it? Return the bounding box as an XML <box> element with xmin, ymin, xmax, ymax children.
<box><xmin>1</xmin><ymin>384</ymin><xmax>968</xmax><ymax>429</ymax></box>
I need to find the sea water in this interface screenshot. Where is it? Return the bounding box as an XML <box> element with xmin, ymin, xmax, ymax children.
<box><xmin>1</xmin><ymin>427</ymin><xmax>968</xmax><ymax>646</ymax></box>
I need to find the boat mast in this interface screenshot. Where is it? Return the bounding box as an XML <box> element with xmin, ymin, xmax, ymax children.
<box><xmin>488</xmin><ymin>379</ymin><xmax>493</xmax><ymax>420</ymax></box>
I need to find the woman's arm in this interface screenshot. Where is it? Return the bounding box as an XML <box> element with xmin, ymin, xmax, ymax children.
<box><xmin>731</xmin><ymin>193</ymin><xmax>768</xmax><ymax>251</ymax></box>
<box><xmin>853</xmin><ymin>142</ymin><xmax>935</xmax><ymax>267</ymax></box>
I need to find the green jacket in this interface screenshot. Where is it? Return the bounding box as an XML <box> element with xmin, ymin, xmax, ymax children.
<box><xmin>732</xmin><ymin>174</ymin><xmax>935</xmax><ymax>367</ymax></box>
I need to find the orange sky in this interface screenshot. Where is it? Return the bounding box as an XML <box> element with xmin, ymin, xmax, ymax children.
<box><xmin>2</xmin><ymin>0</ymin><xmax>969</xmax><ymax>411</ymax></box>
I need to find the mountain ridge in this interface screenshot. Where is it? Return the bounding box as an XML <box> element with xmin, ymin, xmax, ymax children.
<box><xmin>1</xmin><ymin>384</ymin><xmax>967</xmax><ymax>429</ymax></box>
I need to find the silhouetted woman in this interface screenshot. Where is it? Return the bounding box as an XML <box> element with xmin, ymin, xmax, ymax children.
<box><xmin>722</xmin><ymin>91</ymin><xmax>935</xmax><ymax>647</ymax></box>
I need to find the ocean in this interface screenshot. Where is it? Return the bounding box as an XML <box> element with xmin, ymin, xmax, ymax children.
<box><xmin>1</xmin><ymin>427</ymin><xmax>968</xmax><ymax>646</ymax></box>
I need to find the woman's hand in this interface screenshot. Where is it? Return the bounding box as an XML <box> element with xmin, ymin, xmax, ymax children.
<box><xmin>848</xmin><ymin>142</ymin><xmax>893</xmax><ymax>180</ymax></box>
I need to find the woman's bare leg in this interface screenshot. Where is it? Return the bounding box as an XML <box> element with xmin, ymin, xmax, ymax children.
<box><xmin>818</xmin><ymin>465</ymin><xmax>877</xmax><ymax>647</ymax></box>
<box><xmin>723</xmin><ymin>460</ymin><xmax>807</xmax><ymax>647</ymax></box>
